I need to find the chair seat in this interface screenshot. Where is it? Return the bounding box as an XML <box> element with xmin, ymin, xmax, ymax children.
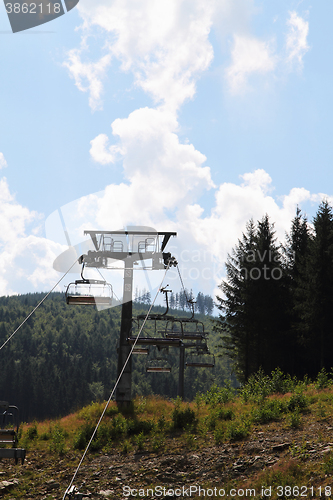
<box><xmin>0</xmin><ymin>430</ymin><xmax>16</xmax><ymax>443</ymax></box>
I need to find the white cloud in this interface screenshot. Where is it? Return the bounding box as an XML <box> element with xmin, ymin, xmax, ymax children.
<box><xmin>90</xmin><ymin>133</ymin><xmax>123</xmax><ymax>164</ymax></box>
<box><xmin>67</xmin><ymin>0</ymin><xmax>214</xmax><ymax>111</ymax></box>
<box><xmin>286</xmin><ymin>11</ymin><xmax>309</xmax><ymax>70</ymax></box>
<box><xmin>56</xmin><ymin>2</ymin><xmax>314</xmax><ymax>302</ymax></box>
<box><xmin>0</xmin><ymin>177</ymin><xmax>65</xmax><ymax>295</ymax></box>
<box><xmin>225</xmin><ymin>34</ymin><xmax>277</xmax><ymax>94</ymax></box>
<box><xmin>63</xmin><ymin>46</ymin><xmax>111</xmax><ymax>111</ymax></box>
<box><xmin>88</xmin><ymin>107</ymin><xmax>214</xmax><ymax>227</ymax></box>
<box><xmin>224</xmin><ymin>10</ymin><xmax>309</xmax><ymax>94</ymax></box>
<box><xmin>49</xmin><ymin>168</ymin><xmax>332</xmax><ymax>303</ymax></box>
<box><xmin>0</xmin><ymin>153</ymin><xmax>7</xmax><ymax>170</ymax></box>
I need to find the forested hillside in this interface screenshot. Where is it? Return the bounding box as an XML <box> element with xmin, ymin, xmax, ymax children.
<box><xmin>0</xmin><ymin>293</ymin><xmax>230</xmax><ymax>422</ymax></box>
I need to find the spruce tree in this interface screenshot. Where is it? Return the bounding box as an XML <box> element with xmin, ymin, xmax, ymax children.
<box><xmin>298</xmin><ymin>201</ymin><xmax>333</xmax><ymax>375</ymax></box>
<box><xmin>283</xmin><ymin>207</ymin><xmax>310</xmax><ymax>374</ymax></box>
<box><xmin>216</xmin><ymin>219</ymin><xmax>257</xmax><ymax>381</ymax></box>
<box><xmin>216</xmin><ymin>216</ymin><xmax>288</xmax><ymax>381</ymax></box>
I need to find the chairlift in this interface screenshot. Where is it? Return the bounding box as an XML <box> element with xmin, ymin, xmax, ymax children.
<box><xmin>0</xmin><ymin>402</ymin><xmax>26</xmax><ymax>465</ymax></box>
<box><xmin>146</xmin><ymin>357</ymin><xmax>171</xmax><ymax>373</ymax></box>
<box><xmin>159</xmin><ymin>318</ymin><xmax>206</xmax><ymax>340</ymax></box>
<box><xmin>132</xmin><ymin>347</ymin><xmax>149</xmax><ymax>355</ymax></box>
<box><xmin>185</xmin><ymin>349</ymin><xmax>215</xmax><ymax>368</ymax></box>
<box><xmin>65</xmin><ymin>279</ymin><xmax>113</xmax><ymax>306</ymax></box>
<box><xmin>146</xmin><ymin>346</ymin><xmax>171</xmax><ymax>373</ymax></box>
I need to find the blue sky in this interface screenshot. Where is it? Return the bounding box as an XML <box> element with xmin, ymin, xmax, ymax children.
<box><xmin>0</xmin><ymin>0</ymin><xmax>332</xmax><ymax>301</ymax></box>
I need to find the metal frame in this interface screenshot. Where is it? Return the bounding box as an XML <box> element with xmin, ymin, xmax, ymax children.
<box><xmin>0</xmin><ymin>402</ymin><xmax>26</xmax><ymax>465</ymax></box>
<box><xmin>65</xmin><ymin>279</ymin><xmax>113</xmax><ymax>306</ymax></box>
<box><xmin>185</xmin><ymin>350</ymin><xmax>215</xmax><ymax>369</ymax></box>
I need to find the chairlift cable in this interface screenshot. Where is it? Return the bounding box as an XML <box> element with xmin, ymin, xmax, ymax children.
<box><xmin>62</xmin><ymin>262</ymin><xmax>171</xmax><ymax>500</ymax></box>
<box><xmin>96</xmin><ymin>268</ymin><xmax>107</xmax><ymax>282</ymax></box>
<box><xmin>0</xmin><ymin>258</ymin><xmax>79</xmax><ymax>353</ymax></box>
<box><xmin>176</xmin><ymin>264</ymin><xmax>192</xmax><ymax>309</ymax></box>
<box><xmin>95</xmin><ymin>266</ymin><xmax>124</xmax><ymax>304</ymax></box>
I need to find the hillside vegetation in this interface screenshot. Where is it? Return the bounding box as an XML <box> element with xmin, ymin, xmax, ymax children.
<box><xmin>0</xmin><ymin>292</ymin><xmax>231</xmax><ymax>421</ymax></box>
<box><xmin>1</xmin><ymin>370</ymin><xmax>333</xmax><ymax>499</ymax></box>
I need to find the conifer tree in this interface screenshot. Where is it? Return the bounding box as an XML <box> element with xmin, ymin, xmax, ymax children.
<box><xmin>216</xmin><ymin>216</ymin><xmax>288</xmax><ymax>381</ymax></box>
<box><xmin>283</xmin><ymin>207</ymin><xmax>310</xmax><ymax>374</ymax></box>
<box><xmin>216</xmin><ymin>219</ymin><xmax>257</xmax><ymax>381</ymax></box>
<box><xmin>298</xmin><ymin>201</ymin><xmax>333</xmax><ymax>374</ymax></box>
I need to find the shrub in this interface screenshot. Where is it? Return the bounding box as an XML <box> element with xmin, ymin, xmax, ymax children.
<box><xmin>226</xmin><ymin>419</ymin><xmax>250</xmax><ymax>441</ymax></box>
<box><xmin>214</xmin><ymin>424</ymin><xmax>225</xmax><ymax>444</ymax></box>
<box><xmin>73</xmin><ymin>422</ymin><xmax>95</xmax><ymax>450</ymax></box>
<box><xmin>288</xmin><ymin>409</ymin><xmax>302</xmax><ymax>429</ymax></box>
<box><xmin>151</xmin><ymin>433</ymin><xmax>165</xmax><ymax>453</ymax></box>
<box><xmin>315</xmin><ymin>368</ymin><xmax>331</xmax><ymax>390</ymax></box>
<box><xmin>109</xmin><ymin>414</ymin><xmax>127</xmax><ymax>439</ymax></box>
<box><xmin>127</xmin><ymin>419</ymin><xmax>154</xmax><ymax>436</ymax></box>
<box><xmin>324</xmin><ymin>453</ymin><xmax>333</xmax><ymax>475</ymax></box>
<box><xmin>241</xmin><ymin>368</ymin><xmax>298</xmax><ymax>402</ymax></box>
<box><xmin>287</xmin><ymin>392</ymin><xmax>308</xmax><ymax>412</ymax></box>
<box><xmin>252</xmin><ymin>399</ymin><xmax>285</xmax><ymax>424</ymax></box>
<box><xmin>202</xmin><ymin>383</ymin><xmax>235</xmax><ymax>405</ymax></box>
<box><xmin>172</xmin><ymin>406</ymin><xmax>196</xmax><ymax>430</ymax></box>
<box><xmin>135</xmin><ymin>431</ymin><xmax>145</xmax><ymax>451</ymax></box>
<box><xmin>26</xmin><ymin>422</ymin><xmax>38</xmax><ymax>441</ymax></box>
<box><xmin>49</xmin><ymin>424</ymin><xmax>66</xmax><ymax>456</ymax></box>
<box><xmin>122</xmin><ymin>439</ymin><xmax>132</xmax><ymax>454</ymax></box>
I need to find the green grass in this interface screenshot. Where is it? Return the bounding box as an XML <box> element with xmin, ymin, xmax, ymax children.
<box><xmin>9</xmin><ymin>369</ymin><xmax>333</xmax><ymax>500</ymax></box>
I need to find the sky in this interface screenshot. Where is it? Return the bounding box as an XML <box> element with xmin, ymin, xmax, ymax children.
<box><xmin>0</xmin><ymin>0</ymin><xmax>332</xmax><ymax>304</ymax></box>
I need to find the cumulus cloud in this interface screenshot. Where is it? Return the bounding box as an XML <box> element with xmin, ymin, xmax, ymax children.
<box><xmin>66</xmin><ymin>0</ymin><xmax>214</xmax><ymax>111</ymax></box>
<box><xmin>56</xmin><ymin>2</ymin><xmax>313</xmax><ymax>302</ymax></box>
<box><xmin>63</xmin><ymin>47</ymin><xmax>111</xmax><ymax>111</ymax></box>
<box><xmin>88</xmin><ymin>106</ymin><xmax>214</xmax><ymax>229</ymax></box>
<box><xmin>90</xmin><ymin>133</ymin><xmax>123</xmax><ymax>164</ymax></box>
<box><xmin>286</xmin><ymin>11</ymin><xmax>309</xmax><ymax>69</ymax></box>
<box><xmin>225</xmin><ymin>35</ymin><xmax>277</xmax><ymax>94</ymax></box>
<box><xmin>0</xmin><ymin>177</ymin><xmax>65</xmax><ymax>295</ymax></box>
<box><xmin>0</xmin><ymin>153</ymin><xmax>7</xmax><ymax>170</ymax></box>
<box><xmin>224</xmin><ymin>10</ymin><xmax>309</xmax><ymax>94</ymax></box>
<box><xmin>49</xmin><ymin>167</ymin><xmax>331</xmax><ymax>303</ymax></box>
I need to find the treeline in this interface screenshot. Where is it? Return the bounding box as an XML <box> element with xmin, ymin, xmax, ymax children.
<box><xmin>0</xmin><ymin>293</ymin><xmax>228</xmax><ymax>421</ymax></box>
<box><xmin>134</xmin><ymin>288</ymin><xmax>214</xmax><ymax>315</ymax></box>
<box><xmin>215</xmin><ymin>201</ymin><xmax>333</xmax><ymax>382</ymax></box>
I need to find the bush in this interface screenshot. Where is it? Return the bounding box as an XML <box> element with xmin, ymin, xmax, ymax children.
<box><xmin>73</xmin><ymin>422</ymin><xmax>95</xmax><ymax>450</ymax></box>
<box><xmin>172</xmin><ymin>406</ymin><xmax>196</xmax><ymax>430</ymax></box>
<box><xmin>26</xmin><ymin>422</ymin><xmax>38</xmax><ymax>441</ymax></box>
<box><xmin>127</xmin><ymin>419</ymin><xmax>154</xmax><ymax>436</ymax></box>
<box><xmin>315</xmin><ymin>368</ymin><xmax>331</xmax><ymax>390</ymax></box>
<box><xmin>241</xmin><ymin>368</ymin><xmax>298</xmax><ymax>402</ymax></box>
<box><xmin>202</xmin><ymin>383</ymin><xmax>235</xmax><ymax>405</ymax></box>
<box><xmin>109</xmin><ymin>414</ymin><xmax>127</xmax><ymax>439</ymax></box>
<box><xmin>49</xmin><ymin>424</ymin><xmax>66</xmax><ymax>456</ymax></box>
<box><xmin>226</xmin><ymin>419</ymin><xmax>250</xmax><ymax>441</ymax></box>
<box><xmin>252</xmin><ymin>399</ymin><xmax>286</xmax><ymax>424</ymax></box>
<box><xmin>287</xmin><ymin>392</ymin><xmax>308</xmax><ymax>412</ymax></box>
<box><xmin>288</xmin><ymin>409</ymin><xmax>302</xmax><ymax>429</ymax></box>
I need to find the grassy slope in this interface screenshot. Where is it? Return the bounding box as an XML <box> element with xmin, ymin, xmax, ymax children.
<box><xmin>2</xmin><ymin>376</ymin><xmax>333</xmax><ymax>499</ymax></box>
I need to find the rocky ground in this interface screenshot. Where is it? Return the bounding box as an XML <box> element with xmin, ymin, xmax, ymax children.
<box><xmin>1</xmin><ymin>412</ymin><xmax>333</xmax><ymax>500</ymax></box>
